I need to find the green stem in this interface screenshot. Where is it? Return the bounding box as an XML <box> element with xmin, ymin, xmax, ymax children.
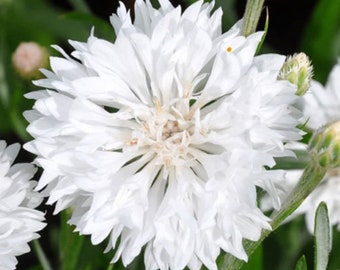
<box><xmin>242</xmin><ymin>0</ymin><xmax>265</xmax><ymax>36</ymax></box>
<box><xmin>32</xmin><ymin>240</ymin><xmax>53</xmax><ymax>270</ymax></box>
<box><xmin>106</xmin><ymin>264</ymin><xmax>114</xmax><ymax>270</ymax></box>
<box><xmin>217</xmin><ymin>158</ymin><xmax>327</xmax><ymax>270</ymax></box>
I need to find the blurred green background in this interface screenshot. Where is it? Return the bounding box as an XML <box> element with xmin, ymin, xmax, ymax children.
<box><xmin>0</xmin><ymin>0</ymin><xmax>339</xmax><ymax>269</ymax></box>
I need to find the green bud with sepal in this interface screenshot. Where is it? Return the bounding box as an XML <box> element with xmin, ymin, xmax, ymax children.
<box><xmin>220</xmin><ymin>122</ymin><xmax>340</xmax><ymax>270</ymax></box>
<box><xmin>309</xmin><ymin>121</ymin><xmax>340</xmax><ymax>168</ymax></box>
<box><xmin>278</xmin><ymin>52</ymin><xmax>313</xmax><ymax>96</ymax></box>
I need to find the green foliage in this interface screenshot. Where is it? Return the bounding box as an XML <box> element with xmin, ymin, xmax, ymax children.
<box><xmin>0</xmin><ymin>0</ymin><xmax>112</xmax><ymax>140</ymax></box>
<box><xmin>295</xmin><ymin>255</ymin><xmax>308</xmax><ymax>270</ymax></box>
<box><xmin>255</xmin><ymin>8</ymin><xmax>269</xmax><ymax>55</ymax></box>
<box><xmin>58</xmin><ymin>211</ymin><xmax>115</xmax><ymax>270</ymax></box>
<box><xmin>291</xmin><ymin>203</ymin><xmax>331</xmax><ymax>270</ymax></box>
<box><xmin>241</xmin><ymin>244</ymin><xmax>263</xmax><ymax>270</ymax></box>
<box><xmin>300</xmin><ymin>0</ymin><xmax>340</xmax><ymax>83</ymax></box>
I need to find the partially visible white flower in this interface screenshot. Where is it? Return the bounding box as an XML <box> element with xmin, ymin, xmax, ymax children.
<box><xmin>0</xmin><ymin>141</ymin><xmax>45</xmax><ymax>270</ymax></box>
<box><xmin>303</xmin><ymin>60</ymin><xmax>340</xmax><ymax>129</ymax></box>
<box><xmin>24</xmin><ymin>0</ymin><xmax>301</xmax><ymax>269</ymax></box>
<box><xmin>297</xmin><ymin>61</ymin><xmax>340</xmax><ymax>232</ymax></box>
<box><xmin>283</xmin><ymin>169</ymin><xmax>340</xmax><ymax>232</ymax></box>
<box><xmin>263</xmin><ymin>60</ymin><xmax>340</xmax><ymax>233</ymax></box>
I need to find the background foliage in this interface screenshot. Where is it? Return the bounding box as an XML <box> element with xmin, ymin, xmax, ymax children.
<box><xmin>0</xmin><ymin>0</ymin><xmax>339</xmax><ymax>269</ymax></box>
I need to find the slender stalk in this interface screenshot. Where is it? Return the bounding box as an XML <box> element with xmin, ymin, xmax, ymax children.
<box><xmin>241</xmin><ymin>0</ymin><xmax>265</xmax><ymax>36</ymax></box>
<box><xmin>32</xmin><ymin>240</ymin><xmax>53</xmax><ymax>270</ymax></box>
<box><xmin>106</xmin><ymin>264</ymin><xmax>114</xmax><ymax>270</ymax></box>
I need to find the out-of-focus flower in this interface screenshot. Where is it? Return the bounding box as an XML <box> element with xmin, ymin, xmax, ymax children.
<box><xmin>283</xmin><ymin>169</ymin><xmax>340</xmax><ymax>232</ymax></box>
<box><xmin>12</xmin><ymin>42</ymin><xmax>48</xmax><ymax>79</ymax></box>
<box><xmin>24</xmin><ymin>0</ymin><xmax>302</xmax><ymax>269</ymax></box>
<box><xmin>303</xmin><ymin>60</ymin><xmax>340</xmax><ymax>130</ymax></box>
<box><xmin>0</xmin><ymin>141</ymin><xmax>45</xmax><ymax>270</ymax></box>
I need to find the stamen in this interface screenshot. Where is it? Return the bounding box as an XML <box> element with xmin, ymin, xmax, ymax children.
<box><xmin>183</xmin><ymin>83</ymin><xmax>192</xmax><ymax>98</ymax></box>
<box><xmin>226</xmin><ymin>46</ymin><xmax>232</xmax><ymax>53</ymax></box>
<box><xmin>127</xmin><ymin>138</ymin><xmax>138</xmax><ymax>146</ymax></box>
<box><xmin>165</xmin><ymin>157</ymin><xmax>172</xmax><ymax>168</ymax></box>
<box><xmin>153</xmin><ymin>96</ymin><xmax>162</xmax><ymax>114</ymax></box>
<box><xmin>185</xmin><ymin>101</ymin><xmax>202</xmax><ymax>120</ymax></box>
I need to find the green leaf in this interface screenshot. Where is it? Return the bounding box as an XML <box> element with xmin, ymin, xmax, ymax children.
<box><xmin>255</xmin><ymin>7</ymin><xmax>269</xmax><ymax>55</ymax></box>
<box><xmin>274</xmin><ymin>149</ymin><xmax>310</xmax><ymax>170</ymax></box>
<box><xmin>59</xmin><ymin>211</ymin><xmax>85</xmax><ymax>270</ymax></box>
<box><xmin>300</xmin><ymin>0</ymin><xmax>340</xmax><ymax>83</ymax></box>
<box><xmin>294</xmin><ymin>255</ymin><xmax>307</xmax><ymax>270</ymax></box>
<box><xmin>32</xmin><ymin>240</ymin><xmax>53</xmax><ymax>270</ymax></box>
<box><xmin>58</xmin><ymin>210</ymin><xmax>116</xmax><ymax>270</ymax></box>
<box><xmin>241</xmin><ymin>244</ymin><xmax>262</xmax><ymax>270</ymax></box>
<box><xmin>314</xmin><ymin>202</ymin><xmax>331</xmax><ymax>270</ymax></box>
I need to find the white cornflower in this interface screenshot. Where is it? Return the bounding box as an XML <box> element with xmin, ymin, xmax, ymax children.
<box><xmin>24</xmin><ymin>0</ymin><xmax>301</xmax><ymax>269</ymax></box>
<box><xmin>0</xmin><ymin>141</ymin><xmax>45</xmax><ymax>270</ymax></box>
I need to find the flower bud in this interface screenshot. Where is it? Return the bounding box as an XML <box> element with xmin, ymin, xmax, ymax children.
<box><xmin>278</xmin><ymin>52</ymin><xmax>313</xmax><ymax>96</ymax></box>
<box><xmin>12</xmin><ymin>42</ymin><xmax>49</xmax><ymax>79</ymax></box>
<box><xmin>309</xmin><ymin>121</ymin><xmax>340</xmax><ymax>168</ymax></box>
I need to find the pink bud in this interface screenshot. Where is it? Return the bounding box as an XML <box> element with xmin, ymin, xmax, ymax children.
<box><xmin>12</xmin><ymin>42</ymin><xmax>48</xmax><ymax>79</ymax></box>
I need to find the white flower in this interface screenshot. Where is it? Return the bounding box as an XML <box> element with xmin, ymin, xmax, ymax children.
<box><xmin>24</xmin><ymin>0</ymin><xmax>301</xmax><ymax>269</ymax></box>
<box><xmin>0</xmin><ymin>141</ymin><xmax>45</xmax><ymax>270</ymax></box>
<box><xmin>303</xmin><ymin>60</ymin><xmax>340</xmax><ymax>129</ymax></box>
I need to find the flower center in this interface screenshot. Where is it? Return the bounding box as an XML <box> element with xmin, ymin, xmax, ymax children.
<box><xmin>162</xmin><ymin>120</ymin><xmax>181</xmax><ymax>141</ymax></box>
<box><xmin>128</xmin><ymin>99</ymin><xmax>197</xmax><ymax>169</ymax></box>
<box><xmin>146</xmin><ymin>112</ymin><xmax>192</xmax><ymax>164</ymax></box>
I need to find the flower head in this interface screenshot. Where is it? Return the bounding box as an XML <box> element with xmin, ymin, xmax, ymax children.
<box><xmin>0</xmin><ymin>141</ymin><xmax>45</xmax><ymax>270</ymax></box>
<box><xmin>24</xmin><ymin>0</ymin><xmax>301</xmax><ymax>269</ymax></box>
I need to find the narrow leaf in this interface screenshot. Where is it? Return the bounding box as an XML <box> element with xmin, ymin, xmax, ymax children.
<box><xmin>60</xmin><ymin>210</ymin><xmax>85</xmax><ymax>270</ymax></box>
<box><xmin>314</xmin><ymin>202</ymin><xmax>331</xmax><ymax>270</ymax></box>
<box><xmin>256</xmin><ymin>7</ymin><xmax>269</xmax><ymax>55</ymax></box>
